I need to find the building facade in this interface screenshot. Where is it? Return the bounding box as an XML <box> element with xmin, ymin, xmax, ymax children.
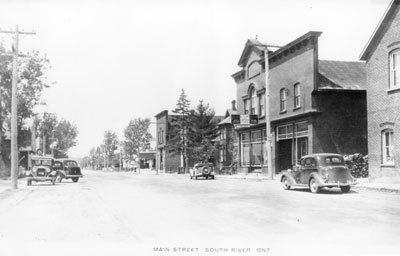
<box><xmin>232</xmin><ymin>31</ymin><xmax>368</xmax><ymax>176</ymax></box>
<box><xmin>155</xmin><ymin>110</ymin><xmax>181</xmax><ymax>173</ymax></box>
<box><xmin>360</xmin><ymin>0</ymin><xmax>400</xmax><ymax>179</ymax></box>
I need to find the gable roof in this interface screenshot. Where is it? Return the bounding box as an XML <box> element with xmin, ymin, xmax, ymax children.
<box><xmin>360</xmin><ymin>0</ymin><xmax>400</xmax><ymax>61</ymax></box>
<box><xmin>318</xmin><ymin>60</ymin><xmax>366</xmax><ymax>91</ymax></box>
<box><xmin>237</xmin><ymin>39</ymin><xmax>267</xmax><ymax>67</ymax></box>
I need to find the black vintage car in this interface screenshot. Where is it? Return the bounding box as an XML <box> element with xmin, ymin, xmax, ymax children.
<box><xmin>54</xmin><ymin>159</ymin><xmax>83</xmax><ymax>183</ymax></box>
<box><xmin>281</xmin><ymin>153</ymin><xmax>358</xmax><ymax>193</ymax></box>
<box><xmin>27</xmin><ymin>155</ymin><xmax>58</xmax><ymax>186</ymax></box>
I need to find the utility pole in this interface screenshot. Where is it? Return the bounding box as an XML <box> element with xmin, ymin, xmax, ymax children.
<box><xmin>251</xmin><ymin>42</ymin><xmax>281</xmax><ymax>180</ymax></box>
<box><xmin>264</xmin><ymin>47</ymin><xmax>273</xmax><ymax>180</ymax></box>
<box><xmin>0</xmin><ymin>26</ymin><xmax>35</xmax><ymax>189</ymax></box>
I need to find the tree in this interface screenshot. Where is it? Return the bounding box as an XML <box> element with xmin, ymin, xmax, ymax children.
<box><xmin>53</xmin><ymin>119</ymin><xmax>78</xmax><ymax>158</ymax></box>
<box><xmin>0</xmin><ymin>48</ymin><xmax>52</xmax><ymax>176</ymax></box>
<box><xmin>103</xmin><ymin>130</ymin><xmax>118</xmax><ymax>168</ymax></box>
<box><xmin>123</xmin><ymin>118</ymin><xmax>152</xmax><ymax>160</ymax></box>
<box><xmin>188</xmin><ymin>101</ymin><xmax>219</xmax><ymax>163</ymax></box>
<box><xmin>168</xmin><ymin>89</ymin><xmax>191</xmax><ymax>172</ymax></box>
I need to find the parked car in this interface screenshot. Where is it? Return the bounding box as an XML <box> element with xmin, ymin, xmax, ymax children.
<box><xmin>280</xmin><ymin>153</ymin><xmax>357</xmax><ymax>193</ymax></box>
<box><xmin>27</xmin><ymin>155</ymin><xmax>58</xmax><ymax>186</ymax></box>
<box><xmin>189</xmin><ymin>163</ymin><xmax>215</xmax><ymax>180</ymax></box>
<box><xmin>53</xmin><ymin>159</ymin><xmax>83</xmax><ymax>183</ymax></box>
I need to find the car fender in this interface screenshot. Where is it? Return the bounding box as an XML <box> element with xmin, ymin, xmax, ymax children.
<box><xmin>309</xmin><ymin>173</ymin><xmax>325</xmax><ymax>186</ymax></box>
<box><xmin>281</xmin><ymin>172</ymin><xmax>297</xmax><ymax>185</ymax></box>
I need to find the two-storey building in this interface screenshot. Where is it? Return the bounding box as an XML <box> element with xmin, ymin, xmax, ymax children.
<box><xmin>232</xmin><ymin>31</ymin><xmax>368</xmax><ymax>175</ymax></box>
<box><xmin>360</xmin><ymin>0</ymin><xmax>400</xmax><ymax>179</ymax></box>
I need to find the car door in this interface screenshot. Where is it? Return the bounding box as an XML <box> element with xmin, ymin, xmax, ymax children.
<box><xmin>299</xmin><ymin>157</ymin><xmax>317</xmax><ymax>184</ymax></box>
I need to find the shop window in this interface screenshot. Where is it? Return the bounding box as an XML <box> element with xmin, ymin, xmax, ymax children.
<box><xmin>389</xmin><ymin>49</ymin><xmax>400</xmax><ymax>90</ymax></box>
<box><xmin>295</xmin><ymin>121</ymin><xmax>308</xmax><ymax>137</ymax></box>
<box><xmin>240</xmin><ymin>132</ymin><xmax>251</xmax><ymax>166</ymax></box>
<box><xmin>294</xmin><ymin>83</ymin><xmax>301</xmax><ymax>108</ymax></box>
<box><xmin>277</xmin><ymin>124</ymin><xmax>293</xmax><ymax>141</ymax></box>
<box><xmin>382</xmin><ymin>129</ymin><xmax>394</xmax><ymax>165</ymax></box>
<box><xmin>280</xmin><ymin>88</ymin><xmax>287</xmax><ymax>112</ymax></box>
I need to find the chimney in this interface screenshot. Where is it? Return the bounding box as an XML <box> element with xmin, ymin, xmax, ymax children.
<box><xmin>231</xmin><ymin>100</ymin><xmax>237</xmax><ymax>111</ymax></box>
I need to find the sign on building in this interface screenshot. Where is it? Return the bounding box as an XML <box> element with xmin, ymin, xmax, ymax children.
<box><xmin>231</xmin><ymin>114</ymin><xmax>258</xmax><ymax>127</ymax></box>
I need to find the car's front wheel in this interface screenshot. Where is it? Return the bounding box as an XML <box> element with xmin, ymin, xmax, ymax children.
<box><xmin>27</xmin><ymin>179</ymin><xmax>31</xmax><ymax>186</ymax></box>
<box><xmin>282</xmin><ymin>176</ymin><xmax>291</xmax><ymax>190</ymax></box>
<box><xmin>72</xmin><ymin>177</ymin><xmax>79</xmax><ymax>183</ymax></box>
<box><xmin>51</xmin><ymin>176</ymin><xmax>56</xmax><ymax>185</ymax></box>
<box><xmin>309</xmin><ymin>178</ymin><xmax>320</xmax><ymax>193</ymax></box>
<box><xmin>340</xmin><ymin>186</ymin><xmax>351</xmax><ymax>193</ymax></box>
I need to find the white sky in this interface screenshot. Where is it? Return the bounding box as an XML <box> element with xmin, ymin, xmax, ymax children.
<box><xmin>0</xmin><ymin>0</ymin><xmax>392</xmax><ymax>157</ymax></box>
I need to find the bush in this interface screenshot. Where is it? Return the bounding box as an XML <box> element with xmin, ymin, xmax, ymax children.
<box><xmin>343</xmin><ymin>153</ymin><xmax>368</xmax><ymax>178</ymax></box>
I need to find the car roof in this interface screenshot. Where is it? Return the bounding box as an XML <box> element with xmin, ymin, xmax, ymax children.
<box><xmin>31</xmin><ymin>155</ymin><xmax>54</xmax><ymax>160</ymax></box>
<box><xmin>55</xmin><ymin>158</ymin><xmax>77</xmax><ymax>162</ymax></box>
<box><xmin>301</xmin><ymin>153</ymin><xmax>343</xmax><ymax>159</ymax></box>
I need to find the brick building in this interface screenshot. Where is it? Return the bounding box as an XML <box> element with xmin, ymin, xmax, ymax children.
<box><xmin>155</xmin><ymin>110</ymin><xmax>182</xmax><ymax>173</ymax></box>
<box><xmin>360</xmin><ymin>0</ymin><xmax>400</xmax><ymax>179</ymax></box>
<box><xmin>231</xmin><ymin>31</ymin><xmax>368</xmax><ymax>175</ymax></box>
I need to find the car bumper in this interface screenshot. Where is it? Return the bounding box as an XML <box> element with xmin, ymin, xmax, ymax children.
<box><xmin>65</xmin><ymin>174</ymin><xmax>83</xmax><ymax>178</ymax></box>
<box><xmin>28</xmin><ymin>177</ymin><xmax>53</xmax><ymax>182</ymax></box>
<box><xmin>321</xmin><ymin>181</ymin><xmax>358</xmax><ymax>187</ymax></box>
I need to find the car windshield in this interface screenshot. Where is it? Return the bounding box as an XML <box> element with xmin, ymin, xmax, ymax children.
<box><xmin>64</xmin><ymin>161</ymin><xmax>78</xmax><ymax>167</ymax></box>
<box><xmin>32</xmin><ymin>159</ymin><xmax>53</xmax><ymax>166</ymax></box>
<box><xmin>322</xmin><ymin>156</ymin><xmax>344</xmax><ymax>166</ymax></box>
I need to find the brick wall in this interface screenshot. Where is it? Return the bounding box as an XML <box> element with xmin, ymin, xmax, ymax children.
<box><xmin>366</xmin><ymin>6</ymin><xmax>400</xmax><ymax>178</ymax></box>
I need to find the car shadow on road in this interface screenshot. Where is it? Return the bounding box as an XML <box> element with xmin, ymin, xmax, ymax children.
<box><xmin>288</xmin><ymin>188</ymin><xmax>359</xmax><ymax>195</ymax></box>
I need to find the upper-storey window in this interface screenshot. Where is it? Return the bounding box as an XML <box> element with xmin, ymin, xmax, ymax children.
<box><xmin>244</xmin><ymin>99</ymin><xmax>249</xmax><ymax>114</ymax></box>
<box><xmin>389</xmin><ymin>49</ymin><xmax>400</xmax><ymax>90</ymax></box>
<box><xmin>250</xmin><ymin>87</ymin><xmax>257</xmax><ymax>115</ymax></box>
<box><xmin>280</xmin><ymin>88</ymin><xmax>287</xmax><ymax>112</ymax></box>
<box><xmin>259</xmin><ymin>93</ymin><xmax>265</xmax><ymax>117</ymax></box>
<box><xmin>294</xmin><ymin>83</ymin><xmax>301</xmax><ymax>108</ymax></box>
<box><xmin>247</xmin><ymin>61</ymin><xmax>261</xmax><ymax>79</ymax></box>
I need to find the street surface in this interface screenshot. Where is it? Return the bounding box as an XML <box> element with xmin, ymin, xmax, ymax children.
<box><xmin>0</xmin><ymin>170</ymin><xmax>399</xmax><ymax>256</ymax></box>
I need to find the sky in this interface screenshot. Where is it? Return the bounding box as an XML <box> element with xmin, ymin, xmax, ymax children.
<box><xmin>0</xmin><ymin>0</ymin><xmax>392</xmax><ymax>157</ymax></box>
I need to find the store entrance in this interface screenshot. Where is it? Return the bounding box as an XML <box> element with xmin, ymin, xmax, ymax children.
<box><xmin>278</xmin><ymin>139</ymin><xmax>293</xmax><ymax>172</ymax></box>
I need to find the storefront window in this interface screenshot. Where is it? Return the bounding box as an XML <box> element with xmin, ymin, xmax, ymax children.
<box><xmin>241</xmin><ymin>132</ymin><xmax>251</xmax><ymax>166</ymax></box>
<box><xmin>251</xmin><ymin>131</ymin><xmax>263</xmax><ymax>165</ymax></box>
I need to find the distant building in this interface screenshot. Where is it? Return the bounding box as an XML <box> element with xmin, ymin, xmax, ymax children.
<box><xmin>155</xmin><ymin>110</ymin><xmax>182</xmax><ymax>173</ymax></box>
<box><xmin>231</xmin><ymin>31</ymin><xmax>368</xmax><ymax>175</ymax></box>
<box><xmin>360</xmin><ymin>0</ymin><xmax>400</xmax><ymax>179</ymax></box>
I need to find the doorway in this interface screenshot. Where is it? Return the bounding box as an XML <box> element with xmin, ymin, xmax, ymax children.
<box><xmin>278</xmin><ymin>139</ymin><xmax>293</xmax><ymax>172</ymax></box>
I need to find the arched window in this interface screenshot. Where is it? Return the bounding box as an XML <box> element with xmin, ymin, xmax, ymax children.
<box><xmin>389</xmin><ymin>49</ymin><xmax>400</xmax><ymax>89</ymax></box>
<box><xmin>382</xmin><ymin>129</ymin><xmax>394</xmax><ymax>165</ymax></box>
<box><xmin>294</xmin><ymin>83</ymin><xmax>300</xmax><ymax>108</ymax></box>
<box><xmin>280</xmin><ymin>88</ymin><xmax>287</xmax><ymax>112</ymax></box>
<box><xmin>250</xmin><ymin>87</ymin><xmax>257</xmax><ymax>115</ymax></box>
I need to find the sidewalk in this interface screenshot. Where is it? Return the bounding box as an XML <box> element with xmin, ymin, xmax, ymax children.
<box><xmin>216</xmin><ymin>173</ymin><xmax>400</xmax><ymax>193</ymax></box>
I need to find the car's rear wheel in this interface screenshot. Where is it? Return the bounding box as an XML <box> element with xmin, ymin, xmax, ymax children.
<box><xmin>340</xmin><ymin>186</ymin><xmax>351</xmax><ymax>193</ymax></box>
<box><xmin>309</xmin><ymin>178</ymin><xmax>320</xmax><ymax>193</ymax></box>
<box><xmin>72</xmin><ymin>177</ymin><xmax>79</xmax><ymax>183</ymax></box>
<box><xmin>282</xmin><ymin>176</ymin><xmax>291</xmax><ymax>190</ymax></box>
<box><xmin>51</xmin><ymin>176</ymin><xmax>56</xmax><ymax>185</ymax></box>
<box><xmin>27</xmin><ymin>179</ymin><xmax>31</xmax><ymax>186</ymax></box>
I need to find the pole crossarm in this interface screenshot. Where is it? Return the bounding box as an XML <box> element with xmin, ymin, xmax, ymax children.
<box><xmin>0</xmin><ymin>29</ymin><xmax>36</xmax><ymax>35</ymax></box>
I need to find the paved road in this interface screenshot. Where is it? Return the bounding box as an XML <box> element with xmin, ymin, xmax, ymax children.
<box><xmin>0</xmin><ymin>170</ymin><xmax>399</xmax><ymax>256</ymax></box>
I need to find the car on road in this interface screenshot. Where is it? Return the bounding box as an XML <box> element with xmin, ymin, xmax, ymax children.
<box><xmin>280</xmin><ymin>153</ymin><xmax>357</xmax><ymax>193</ymax></box>
<box><xmin>53</xmin><ymin>159</ymin><xmax>83</xmax><ymax>183</ymax></box>
<box><xmin>27</xmin><ymin>155</ymin><xmax>58</xmax><ymax>186</ymax></box>
<box><xmin>189</xmin><ymin>163</ymin><xmax>215</xmax><ymax>180</ymax></box>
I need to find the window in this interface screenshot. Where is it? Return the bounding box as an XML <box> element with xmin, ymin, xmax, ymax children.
<box><xmin>259</xmin><ymin>93</ymin><xmax>265</xmax><ymax>117</ymax></box>
<box><xmin>251</xmin><ymin>131</ymin><xmax>263</xmax><ymax>165</ymax></box>
<box><xmin>382</xmin><ymin>129</ymin><xmax>394</xmax><ymax>165</ymax></box>
<box><xmin>219</xmin><ymin>149</ymin><xmax>226</xmax><ymax>162</ymax></box>
<box><xmin>244</xmin><ymin>99</ymin><xmax>250</xmax><ymax>114</ymax></box>
<box><xmin>280</xmin><ymin>89</ymin><xmax>287</xmax><ymax>112</ymax></box>
<box><xmin>294</xmin><ymin>83</ymin><xmax>300</xmax><ymax>108</ymax></box>
<box><xmin>220</xmin><ymin>129</ymin><xmax>226</xmax><ymax>140</ymax></box>
<box><xmin>390</xmin><ymin>49</ymin><xmax>400</xmax><ymax>89</ymax></box>
<box><xmin>250</xmin><ymin>87</ymin><xmax>257</xmax><ymax>115</ymax></box>
<box><xmin>277</xmin><ymin>124</ymin><xmax>293</xmax><ymax>141</ymax></box>
<box><xmin>240</xmin><ymin>132</ymin><xmax>251</xmax><ymax>166</ymax></box>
